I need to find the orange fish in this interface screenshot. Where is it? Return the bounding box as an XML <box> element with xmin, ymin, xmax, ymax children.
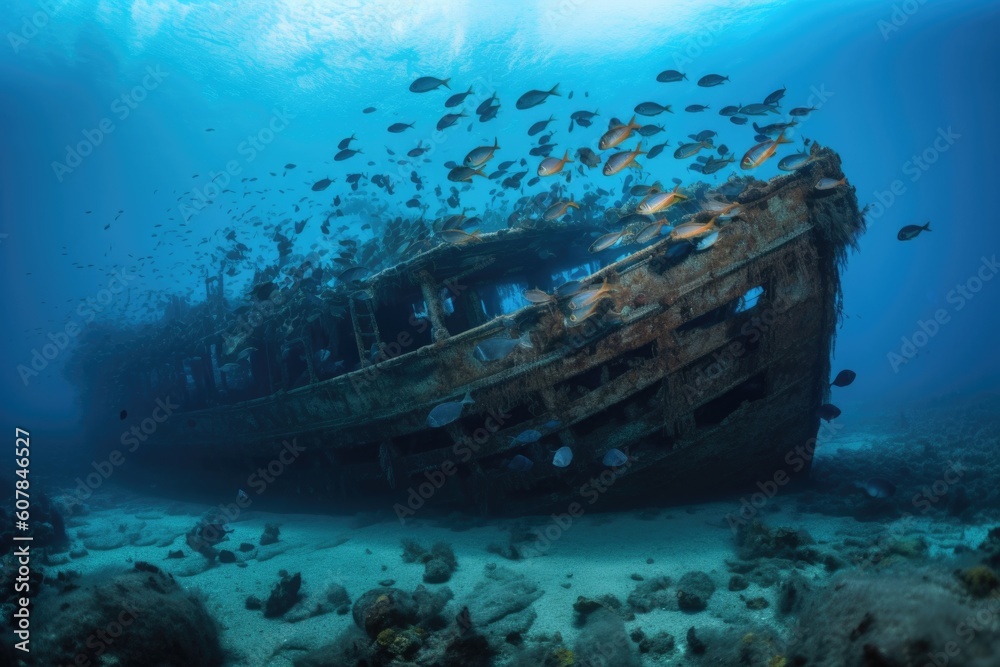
<box><xmin>538</xmin><ymin>150</ymin><xmax>574</xmax><ymax>177</ymax></box>
<box><xmin>603</xmin><ymin>142</ymin><xmax>645</xmax><ymax>176</ymax></box>
<box><xmin>671</xmin><ymin>217</ymin><xmax>717</xmax><ymax>241</ymax></box>
<box><xmin>636</xmin><ymin>183</ymin><xmax>686</xmax><ymax>215</ymax></box>
<box><xmin>567</xmin><ymin>278</ymin><xmax>616</xmax><ymax>311</ymax></box>
<box><xmin>439</xmin><ymin>229</ymin><xmax>482</xmax><ymax>244</ymax></box>
<box><xmin>598</xmin><ymin>115</ymin><xmax>642</xmax><ymax>150</ymax></box>
<box><xmin>543</xmin><ymin>199</ymin><xmax>580</xmax><ymax>220</ymax></box>
<box><xmin>740</xmin><ymin>130</ymin><xmax>793</xmax><ymax>170</ymax></box>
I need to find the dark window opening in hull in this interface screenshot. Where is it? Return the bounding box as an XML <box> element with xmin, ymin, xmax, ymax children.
<box><xmin>372</xmin><ymin>290</ymin><xmax>434</xmax><ymax>363</ymax></box>
<box><xmin>335</xmin><ymin>442</ymin><xmax>381</xmax><ymax>466</ymax></box>
<box><xmin>604</xmin><ymin>340</ymin><xmax>659</xmax><ymax>384</ymax></box>
<box><xmin>693</xmin><ymin>371</ymin><xmax>768</xmax><ymax>427</ymax></box>
<box><xmin>677</xmin><ymin>284</ymin><xmax>768</xmax><ymax>333</ymax></box>
<box><xmin>571</xmin><ymin>382</ymin><xmax>662</xmax><ymax>443</ymax></box>
<box><xmin>453</xmin><ymin>400</ymin><xmax>537</xmax><ymax>444</ymax></box>
<box><xmin>556</xmin><ymin>364</ymin><xmax>608</xmax><ymax>399</ymax></box>
<box><xmin>396</xmin><ymin>428</ymin><xmax>451</xmax><ymax>458</ymax></box>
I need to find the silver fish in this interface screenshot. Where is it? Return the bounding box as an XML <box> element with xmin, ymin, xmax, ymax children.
<box><xmin>589</xmin><ymin>231</ymin><xmax>626</xmax><ymax>253</ymax></box>
<box><xmin>777</xmin><ymin>153</ymin><xmax>814</xmax><ymax>171</ymax></box>
<box><xmin>636</xmin><ymin>220</ymin><xmax>670</xmax><ymax>244</ymax></box>
<box><xmin>556</xmin><ymin>280</ymin><xmax>585</xmax><ymax>298</ymax></box>
<box><xmin>694</xmin><ymin>229</ymin><xmax>720</xmax><ymax>250</ymax></box>
<box><xmin>427</xmin><ymin>392</ymin><xmax>475</xmax><ymax>427</ymax></box>
<box><xmin>552</xmin><ymin>446</ymin><xmax>573</xmax><ymax>467</ymax></box>
<box><xmin>602</xmin><ymin>448</ymin><xmax>628</xmax><ymax>466</ymax></box>
<box><xmin>507</xmin><ymin>455</ymin><xmax>534</xmax><ymax>472</ymax></box>
<box><xmin>473</xmin><ymin>333</ymin><xmax>533</xmax><ymax>362</ymax></box>
<box><xmin>674</xmin><ymin>141</ymin><xmax>711</xmax><ymax>160</ymax></box>
<box><xmin>511</xmin><ymin>429</ymin><xmax>542</xmax><ymax>444</ymax></box>
<box><xmin>815</xmin><ymin>177</ymin><xmax>846</xmax><ymax>190</ymax></box>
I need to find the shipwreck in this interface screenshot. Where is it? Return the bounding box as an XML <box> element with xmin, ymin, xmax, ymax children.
<box><xmin>68</xmin><ymin>145</ymin><xmax>864</xmax><ymax>514</ymax></box>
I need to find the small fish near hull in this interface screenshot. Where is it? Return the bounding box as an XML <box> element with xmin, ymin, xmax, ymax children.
<box><xmin>72</xmin><ymin>146</ymin><xmax>864</xmax><ymax>516</ymax></box>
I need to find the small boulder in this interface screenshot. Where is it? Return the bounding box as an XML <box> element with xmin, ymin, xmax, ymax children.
<box><xmin>260</xmin><ymin>523</ymin><xmax>280</xmax><ymax>546</ymax></box>
<box><xmin>352</xmin><ymin>587</ymin><xmax>419</xmax><ymax>639</ymax></box>
<box><xmin>676</xmin><ymin>571</ymin><xmax>715</xmax><ymax>612</ymax></box>
<box><xmin>686</xmin><ymin>626</ymin><xmax>706</xmax><ymax>655</ymax></box>
<box><xmin>627</xmin><ymin>575</ymin><xmax>672</xmax><ymax>613</ymax></box>
<box><xmin>264</xmin><ymin>572</ymin><xmax>302</xmax><ymax>618</ymax></box>
<box><xmin>638</xmin><ymin>630</ymin><xmax>676</xmax><ymax>655</ymax></box>
<box><xmin>424</xmin><ymin>558</ymin><xmax>453</xmax><ymax>584</ymax></box>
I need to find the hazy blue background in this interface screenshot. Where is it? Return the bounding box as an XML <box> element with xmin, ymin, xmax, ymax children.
<box><xmin>1</xmin><ymin>0</ymin><xmax>997</xmax><ymax>454</ymax></box>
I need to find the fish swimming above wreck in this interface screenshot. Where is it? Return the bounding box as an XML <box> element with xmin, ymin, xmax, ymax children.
<box><xmin>67</xmin><ymin>140</ymin><xmax>864</xmax><ymax>514</ymax></box>
<box><xmin>11</xmin><ymin>6</ymin><xmax>1000</xmax><ymax>667</ymax></box>
<box><xmin>59</xmin><ymin>62</ymin><xmax>868</xmax><ymax>515</ymax></box>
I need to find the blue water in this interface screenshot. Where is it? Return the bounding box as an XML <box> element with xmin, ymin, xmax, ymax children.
<box><xmin>1</xmin><ymin>0</ymin><xmax>998</xmax><ymax>433</ymax></box>
<box><xmin>3</xmin><ymin>4</ymin><xmax>1000</xmax><ymax>665</ymax></box>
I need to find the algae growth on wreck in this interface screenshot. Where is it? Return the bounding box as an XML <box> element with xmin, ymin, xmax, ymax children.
<box><xmin>2</xmin><ymin>2</ymin><xmax>1000</xmax><ymax>666</ymax></box>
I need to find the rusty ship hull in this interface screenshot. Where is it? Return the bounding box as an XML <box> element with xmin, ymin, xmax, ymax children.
<box><xmin>77</xmin><ymin>146</ymin><xmax>863</xmax><ymax>514</ymax></box>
